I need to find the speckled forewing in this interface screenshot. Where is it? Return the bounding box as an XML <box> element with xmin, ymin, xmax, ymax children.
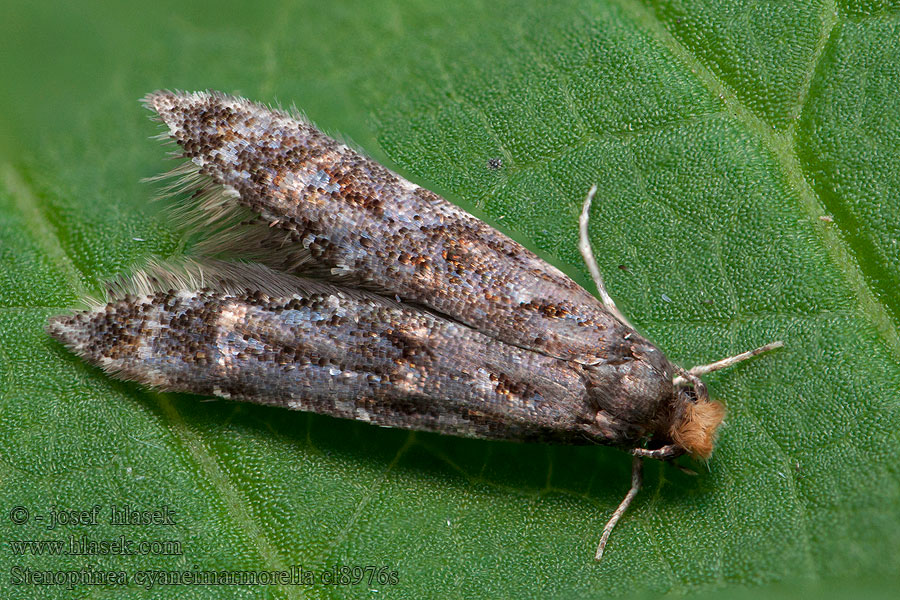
<box><xmin>146</xmin><ymin>91</ymin><xmax>632</xmax><ymax>365</ymax></box>
<box><xmin>48</xmin><ymin>280</ymin><xmax>605</xmax><ymax>445</ymax></box>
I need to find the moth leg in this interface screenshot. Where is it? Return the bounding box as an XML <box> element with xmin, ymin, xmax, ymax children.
<box><xmin>631</xmin><ymin>444</ymin><xmax>684</xmax><ymax>461</ymax></box>
<box><xmin>595</xmin><ymin>446</ymin><xmax>689</xmax><ymax>560</ymax></box>
<box><xmin>672</xmin><ymin>341</ymin><xmax>784</xmax><ymax>387</ymax></box>
<box><xmin>579</xmin><ymin>184</ymin><xmax>634</xmax><ymax>329</ymax></box>
<box><xmin>673</xmin><ymin>365</ymin><xmax>710</xmax><ymax>403</ymax></box>
<box><xmin>596</xmin><ymin>456</ymin><xmax>643</xmax><ymax>561</ymax></box>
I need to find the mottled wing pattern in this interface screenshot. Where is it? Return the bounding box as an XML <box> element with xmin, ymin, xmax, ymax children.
<box><xmin>47</xmin><ymin>262</ymin><xmax>597</xmax><ymax>444</ymax></box>
<box><xmin>146</xmin><ymin>91</ymin><xmax>635</xmax><ymax>365</ymax></box>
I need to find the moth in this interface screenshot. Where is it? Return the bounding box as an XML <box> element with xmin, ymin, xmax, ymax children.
<box><xmin>48</xmin><ymin>91</ymin><xmax>782</xmax><ymax>560</ymax></box>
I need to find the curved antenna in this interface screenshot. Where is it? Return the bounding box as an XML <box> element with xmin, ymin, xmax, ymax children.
<box><xmin>579</xmin><ymin>184</ymin><xmax>634</xmax><ymax>330</ymax></box>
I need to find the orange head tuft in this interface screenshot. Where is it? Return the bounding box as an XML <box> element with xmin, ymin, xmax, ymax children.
<box><xmin>669</xmin><ymin>398</ymin><xmax>726</xmax><ymax>459</ymax></box>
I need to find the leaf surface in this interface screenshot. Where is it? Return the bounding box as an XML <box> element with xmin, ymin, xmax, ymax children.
<box><xmin>1</xmin><ymin>0</ymin><xmax>899</xmax><ymax>597</ymax></box>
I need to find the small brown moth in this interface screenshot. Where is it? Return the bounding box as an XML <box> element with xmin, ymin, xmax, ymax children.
<box><xmin>48</xmin><ymin>91</ymin><xmax>782</xmax><ymax>561</ymax></box>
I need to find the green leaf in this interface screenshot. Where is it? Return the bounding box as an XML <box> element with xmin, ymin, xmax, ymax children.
<box><xmin>2</xmin><ymin>0</ymin><xmax>899</xmax><ymax>597</ymax></box>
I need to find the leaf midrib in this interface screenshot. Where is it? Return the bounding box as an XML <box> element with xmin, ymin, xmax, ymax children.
<box><xmin>1</xmin><ymin>164</ymin><xmax>87</xmax><ymax>297</ymax></box>
<box><xmin>612</xmin><ymin>0</ymin><xmax>900</xmax><ymax>359</ymax></box>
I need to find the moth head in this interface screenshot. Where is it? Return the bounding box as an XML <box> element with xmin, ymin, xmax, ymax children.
<box><xmin>668</xmin><ymin>386</ymin><xmax>725</xmax><ymax>460</ymax></box>
<box><xmin>583</xmin><ymin>337</ymin><xmax>727</xmax><ymax>460</ymax></box>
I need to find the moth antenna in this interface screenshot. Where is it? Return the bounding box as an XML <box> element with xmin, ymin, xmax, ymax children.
<box><xmin>688</xmin><ymin>341</ymin><xmax>784</xmax><ymax>377</ymax></box>
<box><xmin>579</xmin><ymin>184</ymin><xmax>634</xmax><ymax>330</ymax></box>
<box><xmin>596</xmin><ymin>456</ymin><xmax>643</xmax><ymax>562</ymax></box>
<box><xmin>672</xmin><ymin>341</ymin><xmax>784</xmax><ymax>386</ymax></box>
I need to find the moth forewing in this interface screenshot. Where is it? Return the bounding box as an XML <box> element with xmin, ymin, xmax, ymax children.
<box><xmin>48</xmin><ymin>260</ymin><xmax>600</xmax><ymax>443</ymax></box>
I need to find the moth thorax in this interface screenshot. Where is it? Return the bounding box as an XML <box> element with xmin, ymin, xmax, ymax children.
<box><xmin>669</xmin><ymin>390</ymin><xmax>726</xmax><ymax>459</ymax></box>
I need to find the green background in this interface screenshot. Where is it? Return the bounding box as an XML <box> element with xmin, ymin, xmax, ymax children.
<box><xmin>2</xmin><ymin>0</ymin><xmax>899</xmax><ymax>598</ymax></box>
